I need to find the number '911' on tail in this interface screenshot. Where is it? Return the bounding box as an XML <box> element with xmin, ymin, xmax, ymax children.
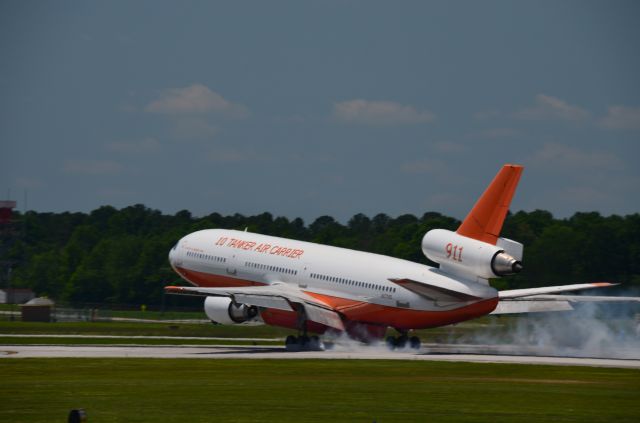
<box><xmin>421</xmin><ymin>164</ymin><xmax>524</xmax><ymax>281</ymax></box>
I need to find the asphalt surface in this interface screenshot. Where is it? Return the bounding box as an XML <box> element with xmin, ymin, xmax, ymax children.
<box><xmin>2</xmin><ymin>344</ymin><xmax>640</xmax><ymax>368</ymax></box>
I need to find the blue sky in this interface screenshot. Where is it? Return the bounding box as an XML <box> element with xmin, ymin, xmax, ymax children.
<box><xmin>1</xmin><ymin>1</ymin><xmax>639</xmax><ymax>222</ymax></box>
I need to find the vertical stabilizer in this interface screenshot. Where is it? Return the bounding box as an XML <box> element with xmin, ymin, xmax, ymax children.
<box><xmin>456</xmin><ymin>164</ymin><xmax>523</xmax><ymax>245</ymax></box>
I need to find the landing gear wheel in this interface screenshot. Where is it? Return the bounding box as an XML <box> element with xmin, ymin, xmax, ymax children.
<box><xmin>309</xmin><ymin>335</ymin><xmax>321</xmax><ymax>350</ymax></box>
<box><xmin>396</xmin><ymin>335</ymin><xmax>408</xmax><ymax>349</ymax></box>
<box><xmin>284</xmin><ymin>334</ymin><xmax>324</xmax><ymax>351</ymax></box>
<box><xmin>409</xmin><ymin>336</ymin><xmax>421</xmax><ymax>350</ymax></box>
<box><xmin>285</xmin><ymin>335</ymin><xmax>298</xmax><ymax>351</ymax></box>
<box><xmin>386</xmin><ymin>334</ymin><xmax>420</xmax><ymax>351</ymax></box>
<box><xmin>385</xmin><ymin>336</ymin><xmax>397</xmax><ymax>350</ymax></box>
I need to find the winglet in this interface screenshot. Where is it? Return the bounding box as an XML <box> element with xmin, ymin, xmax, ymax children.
<box><xmin>457</xmin><ymin>164</ymin><xmax>523</xmax><ymax>245</ymax></box>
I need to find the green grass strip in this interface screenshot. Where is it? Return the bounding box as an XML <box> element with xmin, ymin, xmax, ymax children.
<box><xmin>0</xmin><ymin>359</ymin><xmax>639</xmax><ymax>422</ymax></box>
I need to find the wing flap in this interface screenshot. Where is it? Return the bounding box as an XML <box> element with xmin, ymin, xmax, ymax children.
<box><xmin>232</xmin><ymin>294</ymin><xmax>293</xmax><ymax>311</ymax></box>
<box><xmin>390</xmin><ymin>278</ymin><xmax>482</xmax><ymax>303</ymax></box>
<box><xmin>303</xmin><ymin>303</ymin><xmax>345</xmax><ymax>331</ymax></box>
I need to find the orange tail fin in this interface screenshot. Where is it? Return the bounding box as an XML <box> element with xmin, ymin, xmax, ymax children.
<box><xmin>456</xmin><ymin>164</ymin><xmax>524</xmax><ymax>245</ymax></box>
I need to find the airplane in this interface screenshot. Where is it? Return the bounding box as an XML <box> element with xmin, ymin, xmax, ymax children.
<box><xmin>165</xmin><ymin>164</ymin><xmax>639</xmax><ymax>350</ymax></box>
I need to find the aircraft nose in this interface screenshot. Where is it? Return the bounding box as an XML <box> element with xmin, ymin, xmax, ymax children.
<box><xmin>168</xmin><ymin>242</ymin><xmax>179</xmax><ymax>267</ymax></box>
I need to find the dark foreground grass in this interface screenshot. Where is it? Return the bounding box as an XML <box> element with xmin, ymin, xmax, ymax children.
<box><xmin>0</xmin><ymin>359</ymin><xmax>638</xmax><ymax>423</ymax></box>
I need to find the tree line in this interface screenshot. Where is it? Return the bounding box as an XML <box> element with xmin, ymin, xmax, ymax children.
<box><xmin>2</xmin><ymin>204</ymin><xmax>639</xmax><ymax>305</ymax></box>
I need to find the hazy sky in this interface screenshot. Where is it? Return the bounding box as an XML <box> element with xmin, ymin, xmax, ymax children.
<box><xmin>2</xmin><ymin>1</ymin><xmax>639</xmax><ymax>222</ymax></box>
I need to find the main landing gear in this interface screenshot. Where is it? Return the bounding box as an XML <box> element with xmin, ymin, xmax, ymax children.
<box><xmin>285</xmin><ymin>308</ymin><xmax>324</xmax><ymax>351</ymax></box>
<box><xmin>385</xmin><ymin>334</ymin><xmax>421</xmax><ymax>350</ymax></box>
<box><xmin>285</xmin><ymin>334</ymin><xmax>323</xmax><ymax>351</ymax></box>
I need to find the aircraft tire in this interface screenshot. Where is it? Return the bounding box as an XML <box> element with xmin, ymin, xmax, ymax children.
<box><xmin>396</xmin><ymin>335</ymin><xmax>408</xmax><ymax>349</ymax></box>
<box><xmin>409</xmin><ymin>336</ymin><xmax>421</xmax><ymax>350</ymax></box>
<box><xmin>285</xmin><ymin>335</ymin><xmax>298</xmax><ymax>351</ymax></box>
<box><xmin>385</xmin><ymin>336</ymin><xmax>397</xmax><ymax>350</ymax></box>
<box><xmin>310</xmin><ymin>335</ymin><xmax>321</xmax><ymax>350</ymax></box>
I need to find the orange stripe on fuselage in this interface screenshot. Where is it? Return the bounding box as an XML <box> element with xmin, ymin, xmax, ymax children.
<box><xmin>305</xmin><ymin>291</ymin><xmax>499</xmax><ymax>330</ymax></box>
<box><xmin>174</xmin><ymin>266</ymin><xmax>266</xmax><ymax>288</ymax></box>
<box><xmin>175</xmin><ymin>268</ymin><xmax>499</xmax><ymax>330</ymax></box>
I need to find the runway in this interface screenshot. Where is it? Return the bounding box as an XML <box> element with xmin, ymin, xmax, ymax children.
<box><xmin>2</xmin><ymin>344</ymin><xmax>640</xmax><ymax>368</ymax></box>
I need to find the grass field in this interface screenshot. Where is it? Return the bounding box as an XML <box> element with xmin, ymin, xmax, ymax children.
<box><xmin>0</xmin><ymin>319</ymin><xmax>488</xmax><ymax>341</ymax></box>
<box><xmin>0</xmin><ymin>303</ymin><xmax>206</xmax><ymax>320</ymax></box>
<box><xmin>0</xmin><ymin>336</ymin><xmax>282</xmax><ymax>346</ymax></box>
<box><xmin>0</xmin><ymin>359</ymin><xmax>639</xmax><ymax>422</ymax></box>
<box><xmin>0</xmin><ymin>321</ymin><xmax>294</xmax><ymax>338</ymax></box>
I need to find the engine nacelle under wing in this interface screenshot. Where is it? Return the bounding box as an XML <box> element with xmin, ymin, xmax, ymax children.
<box><xmin>204</xmin><ymin>296</ymin><xmax>259</xmax><ymax>325</ymax></box>
<box><xmin>422</xmin><ymin>229</ymin><xmax>522</xmax><ymax>279</ymax></box>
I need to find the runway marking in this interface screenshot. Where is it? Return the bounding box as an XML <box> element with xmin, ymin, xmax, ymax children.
<box><xmin>0</xmin><ymin>334</ymin><xmax>282</xmax><ymax>341</ymax></box>
<box><xmin>2</xmin><ymin>345</ymin><xmax>640</xmax><ymax>369</ymax></box>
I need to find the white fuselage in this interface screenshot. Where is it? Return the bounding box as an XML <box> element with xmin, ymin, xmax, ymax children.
<box><xmin>169</xmin><ymin>229</ymin><xmax>498</xmax><ymax>331</ymax></box>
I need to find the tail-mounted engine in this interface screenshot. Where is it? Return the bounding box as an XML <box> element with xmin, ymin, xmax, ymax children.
<box><xmin>204</xmin><ymin>296</ymin><xmax>259</xmax><ymax>325</ymax></box>
<box><xmin>422</xmin><ymin>229</ymin><xmax>523</xmax><ymax>279</ymax></box>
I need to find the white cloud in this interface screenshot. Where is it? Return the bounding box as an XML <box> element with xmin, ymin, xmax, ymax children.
<box><xmin>333</xmin><ymin>99</ymin><xmax>435</xmax><ymax>125</ymax></box>
<box><xmin>63</xmin><ymin>160</ymin><xmax>123</xmax><ymax>175</ymax></box>
<box><xmin>598</xmin><ymin>106</ymin><xmax>640</xmax><ymax>130</ymax></box>
<box><xmin>529</xmin><ymin>143</ymin><xmax>623</xmax><ymax>170</ymax></box>
<box><xmin>145</xmin><ymin>84</ymin><xmax>249</xmax><ymax>118</ymax></box>
<box><xmin>514</xmin><ymin>94</ymin><xmax>590</xmax><ymax>121</ymax></box>
<box><xmin>106</xmin><ymin>138</ymin><xmax>160</xmax><ymax>154</ymax></box>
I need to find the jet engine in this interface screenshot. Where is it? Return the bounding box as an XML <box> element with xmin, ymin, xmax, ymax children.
<box><xmin>422</xmin><ymin>229</ymin><xmax>523</xmax><ymax>279</ymax></box>
<box><xmin>204</xmin><ymin>296</ymin><xmax>259</xmax><ymax>325</ymax></box>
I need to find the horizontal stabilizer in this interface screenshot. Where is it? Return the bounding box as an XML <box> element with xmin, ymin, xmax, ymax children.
<box><xmin>491</xmin><ymin>300</ymin><xmax>574</xmax><ymax>314</ymax></box>
<box><xmin>492</xmin><ymin>293</ymin><xmax>640</xmax><ymax>314</ymax></box>
<box><xmin>499</xmin><ymin>282</ymin><xmax>616</xmax><ymax>299</ymax></box>
<box><xmin>514</xmin><ymin>294</ymin><xmax>640</xmax><ymax>303</ymax></box>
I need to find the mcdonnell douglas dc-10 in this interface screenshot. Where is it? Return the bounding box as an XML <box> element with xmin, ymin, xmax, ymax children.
<box><xmin>166</xmin><ymin>164</ymin><xmax>639</xmax><ymax>350</ymax></box>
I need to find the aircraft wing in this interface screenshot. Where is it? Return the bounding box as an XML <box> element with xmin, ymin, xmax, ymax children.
<box><xmin>164</xmin><ymin>283</ymin><xmax>345</xmax><ymax>330</ymax></box>
<box><xmin>492</xmin><ymin>282</ymin><xmax>640</xmax><ymax>314</ymax></box>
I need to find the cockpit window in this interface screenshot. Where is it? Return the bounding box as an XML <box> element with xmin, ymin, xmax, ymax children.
<box><xmin>172</xmin><ymin>243</ymin><xmax>178</xmax><ymax>251</ymax></box>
